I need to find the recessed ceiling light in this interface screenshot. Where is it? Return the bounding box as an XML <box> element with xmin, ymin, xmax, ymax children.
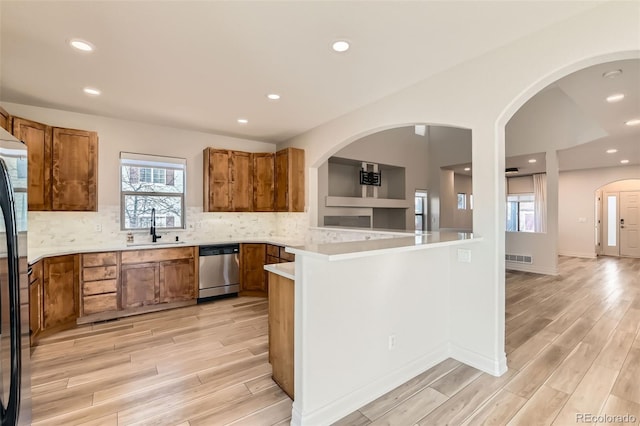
<box><xmin>83</xmin><ymin>87</ymin><xmax>101</xmax><ymax>96</ymax></box>
<box><xmin>602</xmin><ymin>69</ymin><xmax>622</xmax><ymax>79</ymax></box>
<box><xmin>237</xmin><ymin>118</ymin><xmax>248</xmax><ymax>124</ymax></box>
<box><xmin>266</xmin><ymin>94</ymin><xmax>281</xmax><ymax>101</ymax></box>
<box><xmin>625</xmin><ymin>118</ymin><xmax>640</xmax><ymax>126</ymax></box>
<box><xmin>528</xmin><ymin>159</ymin><xmax>537</xmax><ymax>163</ymax></box>
<box><xmin>464</xmin><ymin>167</ymin><xmax>471</xmax><ymax>171</ymax></box>
<box><xmin>332</xmin><ymin>40</ymin><xmax>350</xmax><ymax>52</ymax></box>
<box><xmin>606</xmin><ymin>93</ymin><xmax>625</xmax><ymax>103</ymax></box>
<box><xmin>606</xmin><ymin>148</ymin><xmax>618</xmax><ymax>154</ymax></box>
<box><xmin>620</xmin><ymin>159</ymin><xmax>630</xmax><ymax>164</ymax></box>
<box><xmin>69</xmin><ymin>39</ymin><xmax>95</xmax><ymax>52</ymax></box>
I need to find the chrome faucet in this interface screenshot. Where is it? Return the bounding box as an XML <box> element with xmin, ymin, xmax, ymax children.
<box><xmin>150</xmin><ymin>208</ymin><xmax>161</xmax><ymax>242</ymax></box>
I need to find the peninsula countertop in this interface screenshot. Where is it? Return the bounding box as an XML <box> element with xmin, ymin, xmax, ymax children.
<box><xmin>264</xmin><ymin>262</ymin><xmax>295</xmax><ymax>280</ymax></box>
<box><xmin>286</xmin><ymin>231</ymin><xmax>481</xmax><ymax>261</ymax></box>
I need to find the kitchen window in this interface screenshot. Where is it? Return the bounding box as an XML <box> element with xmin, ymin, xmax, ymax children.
<box><xmin>120</xmin><ymin>152</ymin><xmax>186</xmax><ymax>230</ymax></box>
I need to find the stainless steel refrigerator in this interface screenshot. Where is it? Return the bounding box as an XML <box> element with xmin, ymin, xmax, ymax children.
<box><xmin>0</xmin><ymin>126</ymin><xmax>30</xmax><ymax>425</ymax></box>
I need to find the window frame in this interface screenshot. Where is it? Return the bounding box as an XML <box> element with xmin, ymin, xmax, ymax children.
<box><xmin>506</xmin><ymin>193</ymin><xmax>535</xmax><ymax>233</ymax></box>
<box><xmin>120</xmin><ymin>152</ymin><xmax>187</xmax><ymax>231</ymax></box>
<box><xmin>415</xmin><ymin>190</ymin><xmax>427</xmax><ymax>232</ymax></box>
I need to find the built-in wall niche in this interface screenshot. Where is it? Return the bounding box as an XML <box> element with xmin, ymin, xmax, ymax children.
<box><xmin>327</xmin><ymin>157</ymin><xmax>405</xmax><ymax>199</ymax></box>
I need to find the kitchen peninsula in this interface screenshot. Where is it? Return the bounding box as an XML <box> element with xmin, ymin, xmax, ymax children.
<box><xmin>265</xmin><ymin>230</ymin><xmax>486</xmax><ymax>426</ymax></box>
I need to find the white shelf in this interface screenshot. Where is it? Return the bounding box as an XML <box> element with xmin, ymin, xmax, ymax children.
<box><xmin>325</xmin><ymin>196</ymin><xmax>409</xmax><ymax>209</ymax></box>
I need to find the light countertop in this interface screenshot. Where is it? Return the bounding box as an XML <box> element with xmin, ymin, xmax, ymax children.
<box><xmin>28</xmin><ymin>236</ymin><xmax>305</xmax><ymax>263</ymax></box>
<box><xmin>264</xmin><ymin>262</ymin><xmax>295</xmax><ymax>280</ymax></box>
<box><xmin>286</xmin><ymin>231</ymin><xmax>481</xmax><ymax>261</ymax></box>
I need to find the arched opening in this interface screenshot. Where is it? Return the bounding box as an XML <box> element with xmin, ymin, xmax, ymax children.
<box><xmin>315</xmin><ymin>124</ymin><xmax>472</xmax><ymax>232</ymax></box>
<box><xmin>500</xmin><ymin>55</ymin><xmax>639</xmax><ymax>275</ymax></box>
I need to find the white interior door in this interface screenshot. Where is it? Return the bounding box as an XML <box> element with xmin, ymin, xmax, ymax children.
<box><xmin>620</xmin><ymin>191</ymin><xmax>640</xmax><ymax>258</ymax></box>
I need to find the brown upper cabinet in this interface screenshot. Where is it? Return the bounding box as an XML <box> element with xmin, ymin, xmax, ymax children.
<box><xmin>12</xmin><ymin>117</ymin><xmax>52</xmax><ymax>211</ymax></box>
<box><xmin>0</xmin><ymin>106</ymin><xmax>11</xmax><ymax>132</ymax></box>
<box><xmin>275</xmin><ymin>148</ymin><xmax>305</xmax><ymax>212</ymax></box>
<box><xmin>12</xmin><ymin>116</ymin><xmax>98</xmax><ymax>211</ymax></box>
<box><xmin>203</xmin><ymin>148</ymin><xmax>254</xmax><ymax>212</ymax></box>
<box><xmin>204</xmin><ymin>147</ymin><xmax>304</xmax><ymax>213</ymax></box>
<box><xmin>253</xmin><ymin>152</ymin><xmax>275</xmax><ymax>212</ymax></box>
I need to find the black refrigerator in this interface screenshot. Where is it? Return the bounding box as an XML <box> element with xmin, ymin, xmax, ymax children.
<box><xmin>0</xmin><ymin>127</ymin><xmax>30</xmax><ymax>425</ymax></box>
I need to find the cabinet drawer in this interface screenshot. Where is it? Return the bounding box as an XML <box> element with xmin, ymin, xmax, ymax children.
<box><xmin>279</xmin><ymin>249</ymin><xmax>295</xmax><ymax>262</ymax></box>
<box><xmin>83</xmin><ymin>252</ymin><xmax>117</xmax><ymax>267</ymax></box>
<box><xmin>121</xmin><ymin>247</ymin><xmax>194</xmax><ymax>264</ymax></box>
<box><xmin>267</xmin><ymin>245</ymin><xmax>280</xmax><ymax>257</ymax></box>
<box><xmin>266</xmin><ymin>255</ymin><xmax>280</xmax><ymax>265</ymax></box>
<box><xmin>83</xmin><ymin>293</ymin><xmax>118</xmax><ymax>315</ymax></box>
<box><xmin>83</xmin><ymin>265</ymin><xmax>117</xmax><ymax>281</ymax></box>
<box><xmin>83</xmin><ymin>279</ymin><xmax>118</xmax><ymax>296</ymax></box>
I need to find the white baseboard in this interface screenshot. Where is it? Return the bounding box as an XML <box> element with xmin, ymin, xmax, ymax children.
<box><xmin>557</xmin><ymin>251</ymin><xmax>597</xmax><ymax>259</ymax></box>
<box><xmin>506</xmin><ymin>262</ymin><xmax>558</xmax><ymax>276</ymax></box>
<box><xmin>290</xmin><ymin>344</ymin><xmax>450</xmax><ymax>426</ymax></box>
<box><xmin>449</xmin><ymin>342</ymin><xmax>508</xmax><ymax>376</ymax></box>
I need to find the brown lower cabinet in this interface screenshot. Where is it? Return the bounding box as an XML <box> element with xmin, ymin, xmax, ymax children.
<box><xmin>268</xmin><ymin>271</ymin><xmax>295</xmax><ymax>399</ymax></box>
<box><xmin>160</xmin><ymin>258</ymin><xmax>196</xmax><ymax>303</ymax></box>
<box><xmin>121</xmin><ymin>262</ymin><xmax>160</xmax><ymax>308</ymax></box>
<box><xmin>43</xmin><ymin>254</ymin><xmax>79</xmax><ymax>331</ymax></box>
<box><xmin>240</xmin><ymin>243</ymin><xmax>267</xmax><ymax>297</ymax></box>
<box><xmin>29</xmin><ymin>246</ymin><xmax>198</xmax><ymax>345</ymax></box>
<box><xmin>121</xmin><ymin>246</ymin><xmax>196</xmax><ymax>308</ymax></box>
<box><xmin>29</xmin><ymin>260</ymin><xmax>43</xmax><ymax>344</ymax></box>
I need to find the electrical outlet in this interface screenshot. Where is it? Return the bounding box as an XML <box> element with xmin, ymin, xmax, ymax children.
<box><xmin>457</xmin><ymin>248</ymin><xmax>471</xmax><ymax>263</ymax></box>
<box><xmin>94</xmin><ymin>224</ymin><xmax>102</xmax><ymax>232</ymax></box>
<box><xmin>388</xmin><ymin>334</ymin><xmax>396</xmax><ymax>350</ymax></box>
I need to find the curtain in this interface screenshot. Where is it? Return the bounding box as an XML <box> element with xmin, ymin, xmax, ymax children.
<box><xmin>533</xmin><ymin>173</ymin><xmax>547</xmax><ymax>233</ymax></box>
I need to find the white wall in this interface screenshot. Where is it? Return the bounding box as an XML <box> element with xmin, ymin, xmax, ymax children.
<box><xmin>293</xmin><ymin>246</ymin><xmax>451</xmax><ymax>425</ymax></box>
<box><xmin>559</xmin><ymin>167</ymin><xmax>640</xmax><ymax>258</ymax></box>
<box><xmin>278</xmin><ymin>2</ymin><xmax>639</xmax><ymax>423</ymax></box>
<box><xmin>427</xmin><ymin>126</ymin><xmax>472</xmax><ymax>230</ymax></box>
<box><xmin>439</xmin><ymin>170</ymin><xmax>473</xmax><ymax>231</ymax></box>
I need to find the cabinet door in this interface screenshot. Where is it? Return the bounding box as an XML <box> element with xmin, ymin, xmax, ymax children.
<box><xmin>159</xmin><ymin>258</ymin><xmax>195</xmax><ymax>303</ymax></box>
<box><xmin>43</xmin><ymin>255</ymin><xmax>79</xmax><ymax>329</ymax></box>
<box><xmin>121</xmin><ymin>263</ymin><xmax>160</xmax><ymax>308</ymax></box>
<box><xmin>29</xmin><ymin>260</ymin><xmax>44</xmax><ymax>341</ymax></box>
<box><xmin>29</xmin><ymin>281</ymin><xmax>42</xmax><ymax>339</ymax></box>
<box><xmin>230</xmin><ymin>151</ymin><xmax>253</xmax><ymax>212</ymax></box>
<box><xmin>268</xmin><ymin>272</ymin><xmax>295</xmax><ymax>399</ymax></box>
<box><xmin>275</xmin><ymin>148</ymin><xmax>305</xmax><ymax>212</ymax></box>
<box><xmin>274</xmin><ymin>149</ymin><xmax>289</xmax><ymax>212</ymax></box>
<box><xmin>51</xmin><ymin>127</ymin><xmax>98</xmax><ymax>211</ymax></box>
<box><xmin>204</xmin><ymin>148</ymin><xmax>231</xmax><ymax>212</ymax></box>
<box><xmin>253</xmin><ymin>153</ymin><xmax>275</xmax><ymax>212</ymax></box>
<box><xmin>0</xmin><ymin>106</ymin><xmax>10</xmax><ymax>132</ymax></box>
<box><xmin>12</xmin><ymin>117</ymin><xmax>52</xmax><ymax>211</ymax></box>
<box><xmin>240</xmin><ymin>243</ymin><xmax>267</xmax><ymax>297</ymax></box>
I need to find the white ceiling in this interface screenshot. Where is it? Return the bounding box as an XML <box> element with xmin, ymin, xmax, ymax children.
<box><xmin>0</xmin><ymin>1</ymin><xmax>605</xmax><ymax>143</ymax></box>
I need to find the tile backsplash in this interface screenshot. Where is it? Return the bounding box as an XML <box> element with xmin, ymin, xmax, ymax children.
<box><xmin>28</xmin><ymin>206</ymin><xmax>310</xmax><ymax>249</ymax></box>
<box><xmin>27</xmin><ymin>207</ymin><xmax>406</xmax><ymax>250</ymax></box>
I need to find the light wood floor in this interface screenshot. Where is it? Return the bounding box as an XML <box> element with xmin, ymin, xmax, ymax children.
<box><xmin>32</xmin><ymin>256</ymin><xmax>640</xmax><ymax>425</ymax></box>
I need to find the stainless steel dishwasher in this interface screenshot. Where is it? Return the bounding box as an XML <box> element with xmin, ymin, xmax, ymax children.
<box><xmin>198</xmin><ymin>244</ymin><xmax>240</xmax><ymax>301</ymax></box>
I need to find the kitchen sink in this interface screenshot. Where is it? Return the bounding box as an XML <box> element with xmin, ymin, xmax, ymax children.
<box><xmin>126</xmin><ymin>241</ymin><xmax>187</xmax><ymax>247</ymax></box>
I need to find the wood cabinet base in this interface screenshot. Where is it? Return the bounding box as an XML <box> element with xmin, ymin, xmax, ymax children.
<box><xmin>268</xmin><ymin>272</ymin><xmax>294</xmax><ymax>399</ymax></box>
<box><xmin>77</xmin><ymin>299</ymin><xmax>196</xmax><ymax>325</ymax></box>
